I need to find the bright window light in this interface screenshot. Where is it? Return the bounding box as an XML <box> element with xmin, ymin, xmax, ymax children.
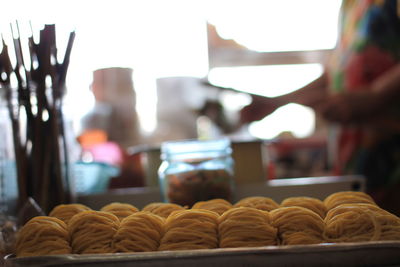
<box><xmin>249</xmin><ymin>103</ymin><xmax>316</xmax><ymax>139</ymax></box>
<box><xmin>208</xmin><ymin>64</ymin><xmax>324</xmax><ymax>97</ymax></box>
<box><xmin>208</xmin><ymin>64</ymin><xmax>323</xmax><ymax>139</ymax></box>
<box><xmin>205</xmin><ymin>0</ymin><xmax>342</xmax><ymax>52</ymax></box>
<box><xmin>2</xmin><ymin>0</ymin><xmax>341</xmax><ymax>141</ymax></box>
<box><xmin>1</xmin><ymin>0</ymin><xmax>209</xmax><ymax>136</ymax></box>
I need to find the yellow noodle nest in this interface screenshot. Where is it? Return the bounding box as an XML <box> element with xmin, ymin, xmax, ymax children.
<box><xmin>159</xmin><ymin>209</ymin><xmax>219</xmax><ymax>251</ymax></box>
<box><xmin>100</xmin><ymin>202</ymin><xmax>139</xmax><ymax>221</ymax></box>
<box><xmin>218</xmin><ymin>207</ymin><xmax>278</xmax><ymax>248</ymax></box>
<box><xmin>324</xmin><ymin>191</ymin><xmax>376</xmax><ymax>211</ymax></box>
<box><xmin>14</xmin><ymin>191</ymin><xmax>400</xmax><ymax>258</ymax></box>
<box><xmin>69</xmin><ymin>210</ymin><xmax>120</xmax><ymax>254</ymax></box>
<box><xmin>324</xmin><ymin>203</ymin><xmax>400</xmax><ymax>243</ymax></box>
<box><xmin>233</xmin><ymin>196</ymin><xmax>280</xmax><ymax>212</ymax></box>
<box><xmin>270</xmin><ymin>206</ymin><xmax>325</xmax><ymax>245</ymax></box>
<box><xmin>113</xmin><ymin>211</ymin><xmax>165</xmax><ymax>252</ymax></box>
<box><xmin>48</xmin><ymin>203</ymin><xmax>92</xmax><ymax>225</ymax></box>
<box><xmin>280</xmin><ymin>197</ymin><xmax>327</xmax><ymax>218</ymax></box>
<box><xmin>192</xmin><ymin>198</ymin><xmax>232</xmax><ymax>215</ymax></box>
<box><xmin>142</xmin><ymin>202</ymin><xmax>186</xmax><ymax>218</ymax></box>
<box><xmin>16</xmin><ymin>216</ymin><xmax>71</xmax><ymax>257</ymax></box>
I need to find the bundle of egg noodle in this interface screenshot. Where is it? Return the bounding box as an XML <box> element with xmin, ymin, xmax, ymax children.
<box><xmin>14</xmin><ymin>191</ymin><xmax>400</xmax><ymax>257</ymax></box>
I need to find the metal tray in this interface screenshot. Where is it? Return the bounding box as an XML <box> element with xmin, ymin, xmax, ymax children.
<box><xmin>5</xmin><ymin>241</ymin><xmax>400</xmax><ymax>267</ymax></box>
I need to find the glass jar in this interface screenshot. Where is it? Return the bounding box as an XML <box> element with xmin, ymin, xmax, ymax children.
<box><xmin>158</xmin><ymin>139</ymin><xmax>234</xmax><ymax>207</ymax></box>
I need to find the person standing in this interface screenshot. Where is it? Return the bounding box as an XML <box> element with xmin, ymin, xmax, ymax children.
<box><xmin>80</xmin><ymin>67</ymin><xmax>142</xmax><ymax>149</ymax></box>
<box><xmin>240</xmin><ymin>0</ymin><xmax>400</xmax><ymax>215</ymax></box>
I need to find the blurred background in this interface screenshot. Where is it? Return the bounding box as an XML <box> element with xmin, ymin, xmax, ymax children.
<box><xmin>0</xmin><ymin>0</ymin><xmax>343</xmax><ymax>198</ymax></box>
<box><xmin>0</xmin><ymin>0</ymin><xmax>341</xmax><ymax>139</ymax></box>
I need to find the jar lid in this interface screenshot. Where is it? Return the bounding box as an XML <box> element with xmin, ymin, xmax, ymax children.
<box><xmin>160</xmin><ymin>139</ymin><xmax>232</xmax><ymax>160</ymax></box>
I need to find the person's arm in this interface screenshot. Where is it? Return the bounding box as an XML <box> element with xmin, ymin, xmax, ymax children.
<box><xmin>319</xmin><ymin>63</ymin><xmax>400</xmax><ymax>126</ymax></box>
<box><xmin>373</xmin><ymin>63</ymin><xmax>400</xmax><ymax>105</ymax></box>
<box><xmin>276</xmin><ymin>71</ymin><xmax>329</xmax><ymax>108</ymax></box>
<box><xmin>240</xmin><ymin>72</ymin><xmax>329</xmax><ymax>123</ymax></box>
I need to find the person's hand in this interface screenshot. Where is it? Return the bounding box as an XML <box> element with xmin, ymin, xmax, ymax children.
<box><xmin>240</xmin><ymin>94</ymin><xmax>283</xmax><ymax>124</ymax></box>
<box><xmin>316</xmin><ymin>90</ymin><xmax>384</xmax><ymax>124</ymax></box>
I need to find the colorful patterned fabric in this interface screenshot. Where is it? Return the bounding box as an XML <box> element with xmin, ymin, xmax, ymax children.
<box><xmin>327</xmin><ymin>0</ymin><xmax>400</xmax><ymax>213</ymax></box>
<box><xmin>330</xmin><ymin>0</ymin><xmax>400</xmax><ymax>92</ymax></box>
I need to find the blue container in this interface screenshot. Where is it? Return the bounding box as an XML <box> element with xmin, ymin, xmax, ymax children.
<box><xmin>73</xmin><ymin>161</ymin><xmax>120</xmax><ymax>194</ymax></box>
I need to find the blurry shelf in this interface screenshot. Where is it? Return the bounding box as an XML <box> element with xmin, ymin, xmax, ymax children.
<box><xmin>77</xmin><ymin>175</ymin><xmax>365</xmax><ymax>210</ymax></box>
